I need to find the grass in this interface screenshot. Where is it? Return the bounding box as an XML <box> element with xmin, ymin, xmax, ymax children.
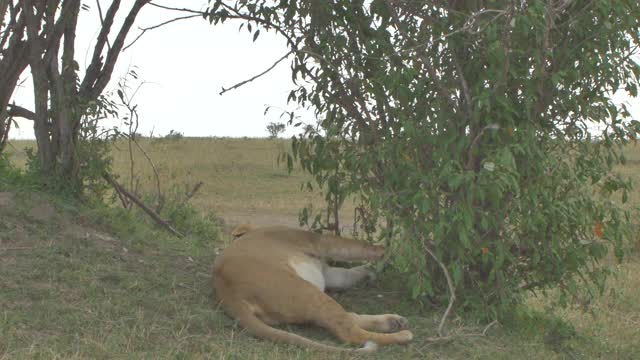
<box><xmin>1</xmin><ymin>138</ymin><xmax>639</xmax><ymax>359</ymax></box>
<box><xmin>6</xmin><ymin>138</ymin><xmax>355</xmax><ymax>229</ymax></box>
<box><xmin>109</xmin><ymin>137</ymin><xmax>344</xmax><ymax>227</ymax></box>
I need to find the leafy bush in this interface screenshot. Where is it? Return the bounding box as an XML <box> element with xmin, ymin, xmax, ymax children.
<box><xmin>209</xmin><ymin>0</ymin><xmax>640</xmax><ymax>318</ymax></box>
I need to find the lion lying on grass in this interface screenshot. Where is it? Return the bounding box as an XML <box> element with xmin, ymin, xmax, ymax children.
<box><xmin>212</xmin><ymin>225</ymin><xmax>413</xmax><ymax>353</ymax></box>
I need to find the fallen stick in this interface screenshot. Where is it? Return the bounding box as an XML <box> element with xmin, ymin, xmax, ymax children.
<box><xmin>103</xmin><ymin>173</ymin><xmax>184</xmax><ymax>238</ymax></box>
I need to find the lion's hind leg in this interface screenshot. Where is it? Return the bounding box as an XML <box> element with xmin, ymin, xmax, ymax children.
<box><xmin>349</xmin><ymin>313</ymin><xmax>410</xmax><ymax>333</ymax></box>
<box><xmin>307</xmin><ymin>288</ymin><xmax>413</xmax><ymax>346</ymax></box>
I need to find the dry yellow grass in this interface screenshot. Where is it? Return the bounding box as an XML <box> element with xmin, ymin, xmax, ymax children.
<box><xmin>111</xmin><ymin>137</ymin><xmax>360</xmax><ymax>228</ymax></box>
<box><xmin>6</xmin><ymin>137</ymin><xmax>357</xmax><ymax>229</ymax></box>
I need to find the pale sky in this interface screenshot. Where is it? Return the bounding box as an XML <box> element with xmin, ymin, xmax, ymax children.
<box><xmin>8</xmin><ymin>0</ymin><xmax>639</xmax><ymax>139</ymax></box>
<box><xmin>10</xmin><ymin>0</ymin><xmax>307</xmax><ymax>139</ymax></box>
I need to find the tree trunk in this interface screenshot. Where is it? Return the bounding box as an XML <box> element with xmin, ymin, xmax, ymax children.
<box><xmin>22</xmin><ymin>0</ymin><xmax>56</xmax><ymax>173</ymax></box>
<box><xmin>4</xmin><ymin>0</ymin><xmax>149</xmax><ymax>185</ymax></box>
<box><xmin>54</xmin><ymin>0</ymin><xmax>80</xmax><ymax>179</ymax></box>
<box><xmin>0</xmin><ymin>1</ymin><xmax>29</xmax><ymax>151</ymax></box>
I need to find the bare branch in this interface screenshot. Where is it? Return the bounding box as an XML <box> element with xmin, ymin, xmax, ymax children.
<box><xmin>185</xmin><ymin>181</ymin><xmax>204</xmax><ymax>202</ymax></box>
<box><xmin>103</xmin><ymin>173</ymin><xmax>184</xmax><ymax>238</ymax></box>
<box><xmin>149</xmin><ymin>2</ymin><xmax>203</xmax><ymax>15</ymax></box>
<box><xmin>95</xmin><ymin>0</ymin><xmax>112</xmax><ymax>52</ymax></box>
<box><xmin>422</xmin><ymin>240</ymin><xmax>456</xmax><ymax>337</ymax></box>
<box><xmin>81</xmin><ymin>0</ymin><xmax>121</xmax><ymax>95</ymax></box>
<box><xmin>7</xmin><ymin>104</ymin><xmax>36</xmax><ymax>120</ymax></box>
<box><xmin>220</xmin><ymin>50</ymin><xmax>293</xmax><ymax>95</ymax></box>
<box><xmin>157</xmin><ymin>1</ymin><xmax>300</xmax><ymax>55</ymax></box>
<box><xmin>123</xmin><ymin>13</ymin><xmax>200</xmax><ymax>51</ymax></box>
<box><xmin>86</xmin><ymin>0</ymin><xmax>150</xmax><ymax>100</ymax></box>
<box><xmin>218</xmin><ymin>3</ymin><xmax>298</xmax><ymax>50</ymax></box>
<box><xmin>422</xmin><ymin>320</ymin><xmax>498</xmax><ymax>345</ymax></box>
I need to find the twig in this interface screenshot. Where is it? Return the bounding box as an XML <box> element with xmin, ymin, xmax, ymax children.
<box><xmin>423</xmin><ymin>320</ymin><xmax>499</xmax><ymax>344</ymax></box>
<box><xmin>113</xmin><ymin>182</ymin><xmax>130</xmax><ymax>208</ymax></box>
<box><xmin>422</xmin><ymin>241</ymin><xmax>456</xmax><ymax>337</ymax></box>
<box><xmin>123</xmin><ymin>14</ymin><xmax>200</xmax><ymax>51</ymax></box>
<box><xmin>6</xmin><ymin>104</ymin><xmax>36</xmax><ymax>120</ymax></box>
<box><xmin>103</xmin><ymin>173</ymin><xmax>184</xmax><ymax>238</ymax></box>
<box><xmin>0</xmin><ymin>246</ymin><xmax>40</xmax><ymax>251</ymax></box>
<box><xmin>220</xmin><ymin>50</ymin><xmax>293</xmax><ymax>95</ymax></box>
<box><xmin>148</xmin><ymin>2</ymin><xmax>203</xmax><ymax>15</ymax></box>
<box><xmin>465</xmin><ymin>123</ymin><xmax>500</xmax><ymax>170</ymax></box>
<box><xmin>95</xmin><ymin>0</ymin><xmax>111</xmax><ymax>52</ymax></box>
<box><xmin>185</xmin><ymin>181</ymin><xmax>203</xmax><ymax>202</ymax></box>
<box><xmin>482</xmin><ymin>320</ymin><xmax>498</xmax><ymax>335</ymax></box>
<box><xmin>128</xmin><ymin>133</ymin><xmax>163</xmax><ymax>211</ymax></box>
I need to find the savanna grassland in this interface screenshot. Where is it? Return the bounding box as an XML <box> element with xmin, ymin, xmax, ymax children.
<box><xmin>1</xmin><ymin>138</ymin><xmax>639</xmax><ymax>359</ymax></box>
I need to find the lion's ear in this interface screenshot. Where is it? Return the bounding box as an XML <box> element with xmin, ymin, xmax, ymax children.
<box><xmin>231</xmin><ymin>224</ymin><xmax>254</xmax><ymax>238</ymax></box>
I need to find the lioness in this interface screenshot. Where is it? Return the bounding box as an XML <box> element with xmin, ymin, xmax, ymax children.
<box><xmin>212</xmin><ymin>225</ymin><xmax>413</xmax><ymax>353</ymax></box>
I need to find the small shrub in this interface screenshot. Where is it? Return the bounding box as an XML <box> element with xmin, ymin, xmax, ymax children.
<box><xmin>266</xmin><ymin>122</ymin><xmax>285</xmax><ymax>139</ymax></box>
<box><xmin>164</xmin><ymin>130</ymin><xmax>184</xmax><ymax>140</ymax></box>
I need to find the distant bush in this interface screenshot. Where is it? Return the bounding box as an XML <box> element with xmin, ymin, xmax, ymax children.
<box><xmin>164</xmin><ymin>130</ymin><xmax>184</xmax><ymax>140</ymax></box>
<box><xmin>266</xmin><ymin>122</ymin><xmax>286</xmax><ymax>139</ymax></box>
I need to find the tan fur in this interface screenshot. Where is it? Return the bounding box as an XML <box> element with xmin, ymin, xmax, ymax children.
<box><xmin>213</xmin><ymin>225</ymin><xmax>413</xmax><ymax>352</ymax></box>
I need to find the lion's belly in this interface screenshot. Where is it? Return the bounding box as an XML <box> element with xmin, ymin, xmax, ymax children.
<box><xmin>288</xmin><ymin>256</ymin><xmax>326</xmax><ymax>291</ymax></box>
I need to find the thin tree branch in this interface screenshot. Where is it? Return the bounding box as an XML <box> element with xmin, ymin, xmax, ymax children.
<box><xmin>185</xmin><ymin>181</ymin><xmax>203</xmax><ymax>202</ymax></box>
<box><xmin>113</xmin><ymin>183</ymin><xmax>130</xmax><ymax>209</ymax></box>
<box><xmin>152</xmin><ymin>2</ymin><xmax>300</xmax><ymax>55</ymax></box>
<box><xmin>95</xmin><ymin>0</ymin><xmax>112</xmax><ymax>52</ymax></box>
<box><xmin>220</xmin><ymin>49</ymin><xmax>293</xmax><ymax>95</ymax></box>
<box><xmin>129</xmin><ymin>132</ymin><xmax>163</xmax><ymax>210</ymax></box>
<box><xmin>87</xmin><ymin>0</ymin><xmax>150</xmax><ymax>100</ymax></box>
<box><xmin>80</xmin><ymin>0</ymin><xmax>120</xmax><ymax>95</ymax></box>
<box><xmin>6</xmin><ymin>104</ymin><xmax>36</xmax><ymax>120</ymax></box>
<box><xmin>422</xmin><ymin>320</ymin><xmax>499</xmax><ymax>344</ymax></box>
<box><xmin>422</xmin><ymin>240</ymin><xmax>456</xmax><ymax>337</ymax></box>
<box><xmin>123</xmin><ymin>14</ymin><xmax>200</xmax><ymax>51</ymax></box>
<box><xmin>103</xmin><ymin>173</ymin><xmax>184</xmax><ymax>238</ymax></box>
<box><xmin>149</xmin><ymin>2</ymin><xmax>203</xmax><ymax>15</ymax></box>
